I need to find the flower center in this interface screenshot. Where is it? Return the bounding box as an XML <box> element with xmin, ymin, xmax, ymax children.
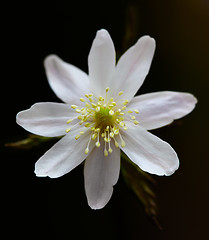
<box><xmin>65</xmin><ymin>87</ymin><xmax>139</xmax><ymax>157</ymax></box>
<box><xmin>94</xmin><ymin>107</ymin><xmax>114</xmax><ymax>131</ymax></box>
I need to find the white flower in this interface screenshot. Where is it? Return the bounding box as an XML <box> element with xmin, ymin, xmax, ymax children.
<box><xmin>16</xmin><ymin>29</ymin><xmax>197</xmax><ymax>209</ymax></box>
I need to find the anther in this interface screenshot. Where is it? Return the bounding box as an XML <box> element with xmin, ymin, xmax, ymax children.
<box><xmin>66</xmin><ymin>128</ymin><xmax>71</xmax><ymax>133</ymax></box>
<box><xmin>121</xmin><ymin>140</ymin><xmax>126</xmax><ymax>148</ymax></box>
<box><xmin>110</xmin><ymin>132</ymin><xmax>114</xmax><ymax>138</ymax></box>
<box><xmin>67</xmin><ymin>119</ymin><xmax>73</xmax><ymax>124</ymax></box>
<box><xmin>108</xmin><ymin>147</ymin><xmax>113</xmax><ymax>153</ymax></box>
<box><xmin>75</xmin><ymin>134</ymin><xmax>80</xmax><ymax>140</ymax></box>
<box><xmin>71</xmin><ymin>105</ymin><xmax>77</xmax><ymax>109</ymax></box>
<box><xmin>85</xmin><ymin>122</ymin><xmax>90</xmax><ymax>127</ymax></box>
<box><xmin>95</xmin><ymin>128</ymin><xmax>100</xmax><ymax>132</ymax></box>
<box><xmin>120</xmin><ymin>122</ymin><xmax>125</xmax><ymax>127</ymax></box>
<box><xmin>77</xmin><ymin>115</ymin><xmax>83</xmax><ymax>120</ymax></box>
<box><xmin>114</xmin><ymin>129</ymin><xmax>119</xmax><ymax>135</ymax></box>
<box><xmin>104</xmin><ymin>149</ymin><xmax>108</xmax><ymax>157</ymax></box>
<box><xmin>119</xmin><ymin>133</ymin><xmax>126</xmax><ymax>148</ymax></box>
<box><xmin>118</xmin><ymin>91</ymin><xmax>124</xmax><ymax>96</ymax></box>
<box><xmin>85</xmin><ymin>103</ymin><xmax>91</xmax><ymax>108</ymax></box>
<box><xmin>91</xmin><ymin>103</ymin><xmax>97</xmax><ymax>108</ymax></box>
<box><xmin>123</xmin><ymin>100</ymin><xmax>129</xmax><ymax>105</ymax></box>
<box><xmin>133</xmin><ymin>120</ymin><xmax>139</xmax><ymax>125</ymax></box>
<box><xmin>114</xmin><ymin>140</ymin><xmax>119</xmax><ymax>148</ymax></box>
<box><xmin>134</xmin><ymin>109</ymin><xmax>139</xmax><ymax>114</ymax></box>
<box><xmin>106</xmin><ymin>87</ymin><xmax>109</xmax><ymax>92</ymax></box>
<box><xmin>80</xmin><ymin>98</ymin><xmax>85</xmax><ymax>102</ymax></box>
<box><xmin>91</xmin><ymin>133</ymin><xmax>97</xmax><ymax>140</ymax></box>
<box><xmin>85</xmin><ymin>148</ymin><xmax>89</xmax><ymax>154</ymax></box>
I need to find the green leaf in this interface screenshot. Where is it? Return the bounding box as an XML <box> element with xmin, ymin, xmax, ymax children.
<box><xmin>5</xmin><ymin>134</ymin><xmax>60</xmax><ymax>150</ymax></box>
<box><xmin>121</xmin><ymin>152</ymin><xmax>162</xmax><ymax>229</ymax></box>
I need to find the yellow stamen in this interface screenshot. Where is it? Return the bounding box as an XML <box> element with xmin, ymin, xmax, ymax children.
<box><xmin>75</xmin><ymin>134</ymin><xmax>80</xmax><ymax>140</ymax></box>
<box><xmin>133</xmin><ymin>120</ymin><xmax>139</xmax><ymax>125</ymax></box>
<box><xmin>85</xmin><ymin>148</ymin><xmax>89</xmax><ymax>154</ymax></box>
<box><xmin>67</xmin><ymin>88</ymin><xmax>140</xmax><ymax>155</ymax></box>
<box><xmin>85</xmin><ymin>103</ymin><xmax>91</xmax><ymax>108</ymax></box>
<box><xmin>66</xmin><ymin>128</ymin><xmax>71</xmax><ymax>133</ymax></box>
<box><xmin>67</xmin><ymin>119</ymin><xmax>73</xmax><ymax>124</ymax></box>
<box><xmin>110</xmin><ymin>132</ymin><xmax>114</xmax><ymax>138</ymax></box>
<box><xmin>91</xmin><ymin>133</ymin><xmax>97</xmax><ymax>140</ymax></box>
<box><xmin>123</xmin><ymin>100</ymin><xmax>129</xmax><ymax>105</ymax></box>
<box><xmin>71</xmin><ymin>105</ymin><xmax>77</xmax><ymax>109</ymax></box>
<box><xmin>99</xmin><ymin>96</ymin><xmax>104</xmax><ymax>101</ymax></box>
<box><xmin>85</xmin><ymin>122</ymin><xmax>90</xmax><ymax>127</ymax></box>
<box><xmin>121</xmin><ymin>140</ymin><xmax>126</xmax><ymax>148</ymax></box>
<box><xmin>114</xmin><ymin>139</ymin><xmax>119</xmax><ymax>148</ymax></box>
<box><xmin>104</xmin><ymin>149</ymin><xmax>108</xmax><ymax>157</ymax></box>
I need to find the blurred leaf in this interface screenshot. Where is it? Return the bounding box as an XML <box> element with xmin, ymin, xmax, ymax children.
<box><xmin>122</xmin><ymin>3</ymin><xmax>140</xmax><ymax>50</ymax></box>
<box><xmin>121</xmin><ymin>152</ymin><xmax>162</xmax><ymax>229</ymax></box>
<box><xmin>5</xmin><ymin>134</ymin><xmax>60</xmax><ymax>150</ymax></box>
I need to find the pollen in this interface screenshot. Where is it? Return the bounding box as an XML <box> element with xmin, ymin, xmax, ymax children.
<box><xmin>65</xmin><ymin>87</ymin><xmax>140</xmax><ymax>156</ymax></box>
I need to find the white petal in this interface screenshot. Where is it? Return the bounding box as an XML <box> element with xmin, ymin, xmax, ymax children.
<box><xmin>121</xmin><ymin>125</ymin><xmax>179</xmax><ymax>176</ymax></box>
<box><xmin>88</xmin><ymin>29</ymin><xmax>116</xmax><ymax>97</ymax></box>
<box><xmin>16</xmin><ymin>102</ymin><xmax>77</xmax><ymax>137</ymax></box>
<box><xmin>128</xmin><ymin>91</ymin><xmax>197</xmax><ymax>130</ymax></box>
<box><xmin>35</xmin><ymin>128</ymin><xmax>94</xmax><ymax>178</ymax></box>
<box><xmin>44</xmin><ymin>55</ymin><xmax>90</xmax><ymax>103</ymax></box>
<box><xmin>84</xmin><ymin>143</ymin><xmax>120</xmax><ymax>209</ymax></box>
<box><xmin>114</xmin><ymin>36</ymin><xmax>155</xmax><ymax>100</ymax></box>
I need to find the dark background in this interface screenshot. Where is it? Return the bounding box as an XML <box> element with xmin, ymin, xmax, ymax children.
<box><xmin>2</xmin><ymin>0</ymin><xmax>209</xmax><ymax>239</ymax></box>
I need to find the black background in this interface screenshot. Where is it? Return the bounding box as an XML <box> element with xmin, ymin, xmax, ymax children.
<box><xmin>2</xmin><ymin>0</ymin><xmax>209</xmax><ymax>239</ymax></box>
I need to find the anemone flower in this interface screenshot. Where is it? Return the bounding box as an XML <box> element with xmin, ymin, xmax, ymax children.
<box><xmin>17</xmin><ymin>29</ymin><xmax>197</xmax><ymax>209</ymax></box>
